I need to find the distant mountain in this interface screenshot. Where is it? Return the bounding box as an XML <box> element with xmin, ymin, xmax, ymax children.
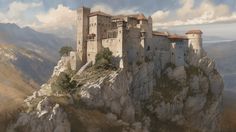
<box><xmin>0</xmin><ymin>23</ymin><xmax>75</xmax><ymax>62</ymax></box>
<box><xmin>0</xmin><ymin>23</ymin><xmax>75</xmax><ymax>114</ymax></box>
<box><xmin>204</xmin><ymin>40</ymin><xmax>236</xmax><ymax>91</ymax></box>
<box><xmin>0</xmin><ymin>44</ymin><xmax>41</xmax><ymax>113</ymax></box>
<box><xmin>203</xmin><ymin>35</ymin><xmax>230</xmax><ymax>43</ymax></box>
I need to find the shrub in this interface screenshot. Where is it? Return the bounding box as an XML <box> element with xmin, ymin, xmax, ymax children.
<box><xmin>59</xmin><ymin>46</ymin><xmax>73</xmax><ymax>57</ymax></box>
<box><xmin>95</xmin><ymin>48</ymin><xmax>114</xmax><ymax>69</ymax></box>
<box><xmin>52</xmin><ymin>72</ymin><xmax>77</xmax><ymax>93</ymax></box>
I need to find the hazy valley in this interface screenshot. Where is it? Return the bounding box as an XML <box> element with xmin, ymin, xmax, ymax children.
<box><xmin>0</xmin><ymin>23</ymin><xmax>75</xmax><ymax>129</ymax></box>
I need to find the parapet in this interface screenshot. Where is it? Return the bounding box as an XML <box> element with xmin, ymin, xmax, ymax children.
<box><xmin>186</xmin><ymin>30</ymin><xmax>203</xmax><ymax>34</ymax></box>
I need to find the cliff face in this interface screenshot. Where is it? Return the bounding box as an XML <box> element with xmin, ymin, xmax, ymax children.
<box><xmin>6</xmin><ymin>51</ymin><xmax>224</xmax><ymax>132</ymax></box>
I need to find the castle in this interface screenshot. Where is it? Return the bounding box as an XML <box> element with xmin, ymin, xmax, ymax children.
<box><xmin>70</xmin><ymin>6</ymin><xmax>204</xmax><ymax>71</ymax></box>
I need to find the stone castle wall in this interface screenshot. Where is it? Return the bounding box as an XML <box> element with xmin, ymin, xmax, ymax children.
<box><xmin>76</xmin><ymin>7</ymin><xmax>203</xmax><ymax>70</ymax></box>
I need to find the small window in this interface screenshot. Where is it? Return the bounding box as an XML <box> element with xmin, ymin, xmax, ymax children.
<box><xmin>147</xmin><ymin>46</ymin><xmax>150</xmax><ymax>51</ymax></box>
<box><xmin>172</xmin><ymin>52</ymin><xmax>174</xmax><ymax>55</ymax></box>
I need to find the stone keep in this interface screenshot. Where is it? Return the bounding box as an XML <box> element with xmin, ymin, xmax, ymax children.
<box><xmin>186</xmin><ymin>30</ymin><xmax>203</xmax><ymax>58</ymax></box>
<box><xmin>77</xmin><ymin>7</ymin><xmax>90</xmax><ymax>66</ymax></box>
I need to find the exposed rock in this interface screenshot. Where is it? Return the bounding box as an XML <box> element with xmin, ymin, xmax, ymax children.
<box><xmin>7</xmin><ymin>97</ymin><xmax>70</xmax><ymax>132</ymax></box>
<box><xmin>7</xmin><ymin>51</ymin><xmax>224</xmax><ymax>132</ymax></box>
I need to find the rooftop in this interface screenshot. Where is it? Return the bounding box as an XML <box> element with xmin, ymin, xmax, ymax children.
<box><xmin>152</xmin><ymin>31</ymin><xmax>169</xmax><ymax>37</ymax></box>
<box><xmin>168</xmin><ymin>34</ymin><xmax>188</xmax><ymax>41</ymax></box>
<box><xmin>186</xmin><ymin>30</ymin><xmax>203</xmax><ymax>34</ymax></box>
<box><xmin>137</xmin><ymin>14</ymin><xmax>147</xmax><ymax>20</ymax></box>
<box><xmin>89</xmin><ymin>11</ymin><xmax>111</xmax><ymax>17</ymax></box>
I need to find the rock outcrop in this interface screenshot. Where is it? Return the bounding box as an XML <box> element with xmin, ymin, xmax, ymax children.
<box><xmin>7</xmin><ymin>52</ymin><xmax>224</xmax><ymax>132</ymax></box>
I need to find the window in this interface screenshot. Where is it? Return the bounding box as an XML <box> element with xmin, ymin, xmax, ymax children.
<box><xmin>147</xmin><ymin>46</ymin><xmax>150</xmax><ymax>51</ymax></box>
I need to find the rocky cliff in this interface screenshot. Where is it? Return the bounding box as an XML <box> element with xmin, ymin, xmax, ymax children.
<box><xmin>6</xmin><ymin>51</ymin><xmax>224</xmax><ymax>132</ymax></box>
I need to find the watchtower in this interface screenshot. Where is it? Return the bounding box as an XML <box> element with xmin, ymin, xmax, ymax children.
<box><xmin>186</xmin><ymin>30</ymin><xmax>203</xmax><ymax>58</ymax></box>
<box><xmin>77</xmin><ymin>7</ymin><xmax>90</xmax><ymax>65</ymax></box>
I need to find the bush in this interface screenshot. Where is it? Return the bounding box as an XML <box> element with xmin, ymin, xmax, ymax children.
<box><xmin>52</xmin><ymin>72</ymin><xmax>77</xmax><ymax>93</ymax></box>
<box><xmin>95</xmin><ymin>48</ymin><xmax>114</xmax><ymax>69</ymax></box>
<box><xmin>59</xmin><ymin>46</ymin><xmax>73</xmax><ymax>57</ymax></box>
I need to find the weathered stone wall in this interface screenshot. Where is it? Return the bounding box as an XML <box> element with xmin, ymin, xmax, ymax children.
<box><xmin>76</xmin><ymin>7</ymin><xmax>90</xmax><ymax>65</ymax></box>
<box><xmin>170</xmin><ymin>41</ymin><xmax>187</xmax><ymax>66</ymax></box>
<box><xmin>124</xmin><ymin>28</ymin><xmax>143</xmax><ymax>66</ymax></box>
<box><xmin>151</xmin><ymin>36</ymin><xmax>171</xmax><ymax>69</ymax></box>
<box><xmin>87</xmin><ymin>40</ymin><xmax>97</xmax><ymax>64</ymax></box>
<box><xmin>186</xmin><ymin>33</ymin><xmax>203</xmax><ymax>58</ymax></box>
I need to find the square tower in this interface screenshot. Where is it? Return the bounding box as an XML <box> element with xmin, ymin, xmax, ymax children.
<box><xmin>77</xmin><ymin>7</ymin><xmax>90</xmax><ymax>65</ymax></box>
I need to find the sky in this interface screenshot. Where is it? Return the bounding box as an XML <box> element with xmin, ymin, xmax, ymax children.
<box><xmin>0</xmin><ymin>0</ymin><xmax>236</xmax><ymax>39</ymax></box>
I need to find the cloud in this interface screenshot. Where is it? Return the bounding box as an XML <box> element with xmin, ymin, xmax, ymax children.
<box><xmin>151</xmin><ymin>10</ymin><xmax>170</xmax><ymax>23</ymax></box>
<box><xmin>0</xmin><ymin>1</ymin><xmax>42</xmax><ymax>25</ymax></box>
<box><xmin>35</xmin><ymin>4</ymin><xmax>76</xmax><ymax>35</ymax></box>
<box><xmin>33</xmin><ymin>3</ymin><xmax>139</xmax><ymax>38</ymax></box>
<box><xmin>91</xmin><ymin>3</ymin><xmax>139</xmax><ymax>15</ymax></box>
<box><xmin>153</xmin><ymin>0</ymin><xmax>236</xmax><ymax>29</ymax></box>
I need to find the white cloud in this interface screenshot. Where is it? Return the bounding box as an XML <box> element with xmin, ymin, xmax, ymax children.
<box><xmin>35</xmin><ymin>4</ymin><xmax>76</xmax><ymax>31</ymax></box>
<box><xmin>153</xmin><ymin>0</ymin><xmax>236</xmax><ymax>29</ymax></box>
<box><xmin>91</xmin><ymin>3</ymin><xmax>139</xmax><ymax>15</ymax></box>
<box><xmin>0</xmin><ymin>1</ymin><xmax>42</xmax><ymax>25</ymax></box>
<box><xmin>32</xmin><ymin>4</ymin><xmax>76</xmax><ymax>38</ymax></box>
<box><xmin>151</xmin><ymin>10</ymin><xmax>170</xmax><ymax>23</ymax></box>
<box><xmin>91</xmin><ymin>4</ymin><xmax>114</xmax><ymax>14</ymax></box>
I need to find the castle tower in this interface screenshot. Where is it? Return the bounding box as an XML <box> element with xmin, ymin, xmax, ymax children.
<box><xmin>117</xmin><ymin>20</ymin><xmax>126</xmax><ymax>68</ymax></box>
<box><xmin>77</xmin><ymin>7</ymin><xmax>90</xmax><ymax>65</ymax></box>
<box><xmin>147</xmin><ymin>16</ymin><xmax>153</xmax><ymax>38</ymax></box>
<box><xmin>186</xmin><ymin>30</ymin><xmax>203</xmax><ymax>58</ymax></box>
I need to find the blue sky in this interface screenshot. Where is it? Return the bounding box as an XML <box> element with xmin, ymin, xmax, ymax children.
<box><xmin>0</xmin><ymin>0</ymin><xmax>236</xmax><ymax>39</ymax></box>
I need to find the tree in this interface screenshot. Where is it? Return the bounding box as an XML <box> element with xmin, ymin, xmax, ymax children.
<box><xmin>95</xmin><ymin>48</ymin><xmax>113</xmax><ymax>69</ymax></box>
<box><xmin>59</xmin><ymin>46</ymin><xmax>73</xmax><ymax>57</ymax></box>
<box><xmin>52</xmin><ymin>72</ymin><xmax>77</xmax><ymax>93</ymax></box>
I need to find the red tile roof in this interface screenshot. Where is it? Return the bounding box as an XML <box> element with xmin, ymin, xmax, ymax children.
<box><xmin>186</xmin><ymin>30</ymin><xmax>203</xmax><ymax>34</ymax></box>
<box><xmin>89</xmin><ymin>11</ymin><xmax>111</xmax><ymax>17</ymax></box>
<box><xmin>168</xmin><ymin>34</ymin><xmax>188</xmax><ymax>40</ymax></box>
<box><xmin>152</xmin><ymin>31</ymin><xmax>169</xmax><ymax>37</ymax></box>
<box><xmin>137</xmin><ymin>14</ymin><xmax>146</xmax><ymax>20</ymax></box>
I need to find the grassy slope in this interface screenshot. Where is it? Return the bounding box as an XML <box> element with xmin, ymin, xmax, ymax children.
<box><xmin>0</xmin><ymin>62</ymin><xmax>36</xmax><ymax>113</ymax></box>
<box><xmin>0</xmin><ymin>61</ymin><xmax>37</xmax><ymax>131</ymax></box>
